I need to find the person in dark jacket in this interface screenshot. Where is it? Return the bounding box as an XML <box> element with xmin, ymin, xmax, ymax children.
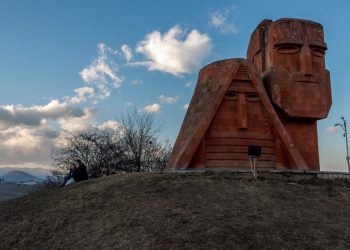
<box><xmin>60</xmin><ymin>159</ymin><xmax>88</xmax><ymax>187</ymax></box>
<box><xmin>74</xmin><ymin>159</ymin><xmax>88</xmax><ymax>182</ymax></box>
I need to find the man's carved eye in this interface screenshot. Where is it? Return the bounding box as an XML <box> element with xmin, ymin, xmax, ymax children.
<box><xmin>310</xmin><ymin>46</ymin><xmax>326</xmax><ymax>57</ymax></box>
<box><xmin>246</xmin><ymin>93</ymin><xmax>259</xmax><ymax>102</ymax></box>
<box><xmin>274</xmin><ymin>44</ymin><xmax>300</xmax><ymax>54</ymax></box>
<box><xmin>225</xmin><ymin>91</ymin><xmax>238</xmax><ymax>100</ymax></box>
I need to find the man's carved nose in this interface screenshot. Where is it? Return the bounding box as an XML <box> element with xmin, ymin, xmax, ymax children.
<box><xmin>300</xmin><ymin>45</ymin><xmax>313</xmax><ymax>75</ymax></box>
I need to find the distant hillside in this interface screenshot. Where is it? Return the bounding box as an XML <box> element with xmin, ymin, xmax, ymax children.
<box><xmin>1</xmin><ymin>172</ymin><xmax>350</xmax><ymax>249</ymax></box>
<box><xmin>0</xmin><ymin>170</ymin><xmax>43</xmax><ymax>183</ymax></box>
<box><xmin>0</xmin><ymin>167</ymin><xmax>50</xmax><ymax>179</ymax></box>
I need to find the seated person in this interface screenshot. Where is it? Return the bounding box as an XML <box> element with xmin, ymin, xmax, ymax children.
<box><xmin>60</xmin><ymin>159</ymin><xmax>88</xmax><ymax>187</ymax></box>
<box><xmin>74</xmin><ymin>159</ymin><xmax>88</xmax><ymax>182</ymax></box>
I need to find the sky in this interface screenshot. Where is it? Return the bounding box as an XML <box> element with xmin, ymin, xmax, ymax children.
<box><xmin>0</xmin><ymin>0</ymin><xmax>349</xmax><ymax>172</ymax></box>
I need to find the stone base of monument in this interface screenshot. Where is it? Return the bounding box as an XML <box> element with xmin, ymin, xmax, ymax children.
<box><xmin>166</xmin><ymin>168</ymin><xmax>350</xmax><ymax>180</ymax></box>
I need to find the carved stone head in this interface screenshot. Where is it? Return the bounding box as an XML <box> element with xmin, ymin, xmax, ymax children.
<box><xmin>247</xmin><ymin>18</ymin><xmax>332</xmax><ymax>119</ymax></box>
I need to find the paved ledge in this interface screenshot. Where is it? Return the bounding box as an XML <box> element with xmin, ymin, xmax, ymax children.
<box><xmin>165</xmin><ymin>168</ymin><xmax>350</xmax><ymax>180</ymax></box>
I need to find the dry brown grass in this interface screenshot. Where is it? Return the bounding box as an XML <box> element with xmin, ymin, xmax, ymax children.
<box><xmin>1</xmin><ymin>172</ymin><xmax>350</xmax><ymax>249</ymax></box>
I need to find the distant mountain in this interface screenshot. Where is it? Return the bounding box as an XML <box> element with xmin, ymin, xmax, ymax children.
<box><xmin>0</xmin><ymin>167</ymin><xmax>50</xmax><ymax>179</ymax></box>
<box><xmin>0</xmin><ymin>170</ymin><xmax>43</xmax><ymax>183</ymax></box>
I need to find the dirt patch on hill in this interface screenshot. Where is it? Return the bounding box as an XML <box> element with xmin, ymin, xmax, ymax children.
<box><xmin>1</xmin><ymin>172</ymin><xmax>350</xmax><ymax>249</ymax></box>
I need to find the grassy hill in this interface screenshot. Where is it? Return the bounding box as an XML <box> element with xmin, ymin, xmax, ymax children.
<box><xmin>0</xmin><ymin>183</ymin><xmax>42</xmax><ymax>202</ymax></box>
<box><xmin>1</xmin><ymin>172</ymin><xmax>350</xmax><ymax>249</ymax></box>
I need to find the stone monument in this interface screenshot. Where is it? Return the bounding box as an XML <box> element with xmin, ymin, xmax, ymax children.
<box><xmin>167</xmin><ymin>18</ymin><xmax>332</xmax><ymax>171</ymax></box>
<box><xmin>247</xmin><ymin>18</ymin><xmax>332</xmax><ymax>170</ymax></box>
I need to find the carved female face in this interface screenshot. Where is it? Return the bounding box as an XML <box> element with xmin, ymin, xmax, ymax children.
<box><xmin>207</xmin><ymin>79</ymin><xmax>271</xmax><ymax>137</ymax></box>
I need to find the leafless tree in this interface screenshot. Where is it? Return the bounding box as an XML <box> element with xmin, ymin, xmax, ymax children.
<box><xmin>51</xmin><ymin>128</ymin><xmax>123</xmax><ymax>178</ymax></box>
<box><xmin>50</xmin><ymin>109</ymin><xmax>172</xmax><ymax>181</ymax></box>
<box><xmin>119</xmin><ymin>109</ymin><xmax>172</xmax><ymax>172</ymax></box>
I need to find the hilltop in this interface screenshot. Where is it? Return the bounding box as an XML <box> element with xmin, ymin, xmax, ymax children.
<box><xmin>1</xmin><ymin>172</ymin><xmax>350</xmax><ymax>249</ymax></box>
<box><xmin>0</xmin><ymin>167</ymin><xmax>49</xmax><ymax>179</ymax></box>
<box><xmin>0</xmin><ymin>170</ymin><xmax>43</xmax><ymax>183</ymax></box>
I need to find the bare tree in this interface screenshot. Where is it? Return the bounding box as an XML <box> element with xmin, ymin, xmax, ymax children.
<box><xmin>51</xmin><ymin>128</ymin><xmax>123</xmax><ymax>178</ymax></box>
<box><xmin>50</xmin><ymin>109</ymin><xmax>172</xmax><ymax>182</ymax></box>
<box><xmin>119</xmin><ymin>109</ymin><xmax>172</xmax><ymax>172</ymax></box>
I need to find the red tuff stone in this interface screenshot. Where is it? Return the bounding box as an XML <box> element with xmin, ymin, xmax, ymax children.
<box><xmin>247</xmin><ymin>18</ymin><xmax>331</xmax><ymax>120</ymax></box>
<box><xmin>167</xmin><ymin>59</ymin><xmax>308</xmax><ymax>170</ymax></box>
<box><xmin>167</xmin><ymin>18</ymin><xmax>332</xmax><ymax>171</ymax></box>
<box><xmin>247</xmin><ymin>18</ymin><xmax>332</xmax><ymax>170</ymax></box>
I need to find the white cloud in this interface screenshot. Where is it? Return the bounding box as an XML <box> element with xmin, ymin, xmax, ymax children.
<box><xmin>209</xmin><ymin>7</ymin><xmax>239</xmax><ymax>34</ymax></box>
<box><xmin>143</xmin><ymin>103</ymin><xmax>161</xmax><ymax>113</ymax></box>
<box><xmin>121</xmin><ymin>44</ymin><xmax>133</xmax><ymax>62</ymax></box>
<box><xmin>3</xmin><ymin>126</ymin><xmax>44</xmax><ymax>152</ymax></box>
<box><xmin>68</xmin><ymin>87</ymin><xmax>95</xmax><ymax>104</ymax></box>
<box><xmin>210</xmin><ymin>13</ymin><xmax>225</xmax><ymax>27</ymax></box>
<box><xmin>159</xmin><ymin>94</ymin><xmax>179</xmax><ymax>105</ymax></box>
<box><xmin>129</xmin><ymin>79</ymin><xmax>143</xmax><ymax>85</ymax></box>
<box><xmin>97</xmin><ymin>43</ymin><xmax>118</xmax><ymax>56</ymax></box>
<box><xmin>130</xmin><ymin>26</ymin><xmax>212</xmax><ymax>77</ymax></box>
<box><xmin>98</xmin><ymin>120</ymin><xmax>122</xmax><ymax>131</ymax></box>
<box><xmin>0</xmin><ymin>112</ymin><xmax>122</xmax><ymax>166</ymax></box>
<box><xmin>182</xmin><ymin>104</ymin><xmax>189</xmax><ymax>111</ymax></box>
<box><xmin>58</xmin><ymin>108</ymin><xmax>96</xmax><ymax>134</ymax></box>
<box><xmin>75</xmin><ymin>86</ymin><xmax>94</xmax><ymax>97</ymax></box>
<box><xmin>0</xmin><ymin>120</ymin><xmax>59</xmax><ymax>165</ymax></box>
<box><xmin>184</xmin><ymin>81</ymin><xmax>193</xmax><ymax>87</ymax></box>
<box><xmin>80</xmin><ymin>43</ymin><xmax>123</xmax><ymax>100</ymax></box>
<box><xmin>0</xmin><ymin>98</ymin><xmax>100</xmax><ymax>164</ymax></box>
<box><xmin>326</xmin><ymin>126</ymin><xmax>338</xmax><ymax>134</ymax></box>
<box><xmin>80</xmin><ymin>58</ymin><xmax>121</xmax><ymax>87</ymax></box>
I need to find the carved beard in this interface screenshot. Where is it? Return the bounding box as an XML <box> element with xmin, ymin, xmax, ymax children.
<box><xmin>262</xmin><ymin>66</ymin><xmax>331</xmax><ymax>119</ymax></box>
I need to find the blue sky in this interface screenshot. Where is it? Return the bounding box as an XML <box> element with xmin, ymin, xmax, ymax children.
<box><xmin>0</xmin><ymin>0</ymin><xmax>349</xmax><ymax>172</ymax></box>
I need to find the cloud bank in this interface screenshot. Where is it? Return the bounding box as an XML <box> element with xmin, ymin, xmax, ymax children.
<box><xmin>0</xmin><ymin>100</ymin><xmax>86</xmax><ymax>130</ymax></box>
<box><xmin>0</xmin><ymin>99</ymin><xmax>102</xmax><ymax>166</ymax></box>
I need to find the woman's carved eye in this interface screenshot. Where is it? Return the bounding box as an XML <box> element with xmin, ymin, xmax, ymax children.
<box><xmin>246</xmin><ymin>93</ymin><xmax>259</xmax><ymax>102</ymax></box>
<box><xmin>225</xmin><ymin>91</ymin><xmax>238</xmax><ymax>100</ymax></box>
<box><xmin>274</xmin><ymin>44</ymin><xmax>300</xmax><ymax>54</ymax></box>
<box><xmin>310</xmin><ymin>46</ymin><xmax>326</xmax><ymax>57</ymax></box>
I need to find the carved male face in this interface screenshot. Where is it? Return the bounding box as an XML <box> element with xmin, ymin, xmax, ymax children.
<box><xmin>267</xmin><ymin>19</ymin><xmax>327</xmax><ymax>75</ymax></box>
<box><xmin>263</xmin><ymin>19</ymin><xmax>331</xmax><ymax>119</ymax></box>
